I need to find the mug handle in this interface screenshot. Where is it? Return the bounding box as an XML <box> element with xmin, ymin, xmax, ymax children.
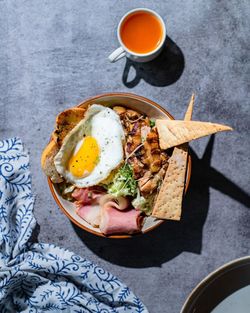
<box><xmin>108</xmin><ymin>47</ymin><xmax>126</xmax><ymax>63</ymax></box>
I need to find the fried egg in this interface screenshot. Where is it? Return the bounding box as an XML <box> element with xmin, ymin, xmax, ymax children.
<box><xmin>54</xmin><ymin>104</ymin><xmax>125</xmax><ymax>187</ymax></box>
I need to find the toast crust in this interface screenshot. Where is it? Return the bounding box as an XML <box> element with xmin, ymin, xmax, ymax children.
<box><xmin>41</xmin><ymin>140</ymin><xmax>63</xmax><ymax>183</ymax></box>
<box><xmin>52</xmin><ymin>107</ymin><xmax>86</xmax><ymax>147</ymax></box>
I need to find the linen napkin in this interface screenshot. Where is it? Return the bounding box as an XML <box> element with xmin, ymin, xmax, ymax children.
<box><xmin>0</xmin><ymin>137</ymin><xmax>148</xmax><ymax>313</ymax></box>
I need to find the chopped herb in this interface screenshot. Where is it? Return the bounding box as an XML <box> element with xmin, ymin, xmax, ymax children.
<box><xmin>150</xmin><ymin>119</ymin><xmax>156</xmax><ymax>128</ymax></box>
<box><xmin>108</xmin><ymin>163</ymin><xmax>137</xmax><ymax>197</ymax></box>
<box><xmin>94</xmin><ymin>155</ymin><xmax>100</xmax><ymax>165</ymax></box>
<box><xmin>132</xmin><ymin>190</ymin><xmax>153</xmax><ymax>215</ymax></box>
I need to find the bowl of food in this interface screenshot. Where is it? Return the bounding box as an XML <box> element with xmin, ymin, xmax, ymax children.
<box><xmin>41</xmin><ymin>92</ymin><xmax>192</xmax><ymax>238</ymax></box>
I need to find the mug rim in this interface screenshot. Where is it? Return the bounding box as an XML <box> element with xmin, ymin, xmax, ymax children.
<box><xmin>117</xmin><ymin>8</ymin><xmax>166</xmax><ymax>57</ymax></box>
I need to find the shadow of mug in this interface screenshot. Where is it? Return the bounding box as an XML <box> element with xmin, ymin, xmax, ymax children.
<box><xmin>122</xmin><ymin>36</ymin><xmax>185</xmax><ymax>88</ymax></box>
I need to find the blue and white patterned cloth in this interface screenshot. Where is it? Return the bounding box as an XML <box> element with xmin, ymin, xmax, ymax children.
<box><xmin>0</xmin><ymin>138</ymin><xmax>148</xmax><ymax>313</ymax></box>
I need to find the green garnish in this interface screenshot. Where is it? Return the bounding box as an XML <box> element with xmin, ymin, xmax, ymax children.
<box><xmin>94</xmin><ymin>155</ymin><xmax>100</xmax><ymax>165</ymax></box>
<box><xmin>149</xmin><ymin>119</ymin><xmax>155</xmax><ymax>128</ymax></box>
<box><xmin>132</xmin><ymin>190</ymin><xmax>153</xmax><ymax>215</ymax></box>
<box><xmin>108</xmin><ymin>163</ymin><xmax>137</xmax><ymax>197</ymax></box>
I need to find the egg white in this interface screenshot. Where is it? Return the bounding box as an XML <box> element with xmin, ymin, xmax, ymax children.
<box><xmin>54</xmin><ymin>104</ymin><xmax>125</xmax><ymax>187</ymax></box>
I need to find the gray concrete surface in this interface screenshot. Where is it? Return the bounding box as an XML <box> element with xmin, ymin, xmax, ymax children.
<box><xmin>0</xmin><ymin>1</ymin><xmax>250</xmax><ymax>312</ymax></box>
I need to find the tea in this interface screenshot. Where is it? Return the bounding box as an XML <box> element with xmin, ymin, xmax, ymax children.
<box><xmin>120</xmin><ymin>11</ymin><xmax>163</xmax><ymax>54</ymax></box>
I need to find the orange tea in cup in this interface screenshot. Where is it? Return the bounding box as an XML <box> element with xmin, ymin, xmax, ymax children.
<box><xmin>120</xmin><ymin>11</ymin><xmax>164</xmax><ymax>54</ymax></box>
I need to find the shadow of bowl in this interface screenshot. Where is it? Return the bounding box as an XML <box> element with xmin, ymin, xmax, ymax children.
<box><xmin>69</xmin><ymin>134</ymin><xmax>250</xmax><ymax>268</ymax></box>
<box><xmin>71</xmin><ymin>147</ymin><xmax>212</xmax><ymax>268</ymax></box>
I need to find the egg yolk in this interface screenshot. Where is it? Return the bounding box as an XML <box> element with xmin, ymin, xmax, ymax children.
<box><xmin>68</xmin><ymin>136</ymin><xmax>100</xmax><ymax>178</ymax></box>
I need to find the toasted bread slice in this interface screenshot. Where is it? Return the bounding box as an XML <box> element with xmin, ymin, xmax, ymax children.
<box><xmin>41</xmin><ymin>140</ymin><xmax>63</xmax><ymax>183</ymax></box>
<box><xmin>52</xmin><ymin>107</ymin><xmax>86</xmax><ymax>146</ymax></box>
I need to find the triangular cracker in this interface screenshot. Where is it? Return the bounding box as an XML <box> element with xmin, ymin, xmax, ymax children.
<box><xmin>156</xmin><ymin>120</ymin><xmax>232</xmax><ymax>150</ymax></box>
<box><xmin>184</xmin><ymin>93</ymin><xmax>195</xmax><ymax>121</ymax></box>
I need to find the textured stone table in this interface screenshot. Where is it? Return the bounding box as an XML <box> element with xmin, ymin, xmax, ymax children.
<box><xmin>1</xmin><ymin>1</ymin><xmax>249</xmax><ymax>312</ymax></box>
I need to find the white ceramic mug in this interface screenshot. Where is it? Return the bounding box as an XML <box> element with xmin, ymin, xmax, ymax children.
<box><xmin>108</xmin><ymin>8</ymin><xmax>166</xmax><ymax>63</ymax></box>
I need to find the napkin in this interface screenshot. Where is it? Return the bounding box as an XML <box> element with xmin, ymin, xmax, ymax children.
<box><xmin>0</xmin><ymin>137</ymin><xmax>148</xmax><ymax>313</ymax></box>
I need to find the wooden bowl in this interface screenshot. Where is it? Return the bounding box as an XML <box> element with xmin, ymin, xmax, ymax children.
<box><xmin>48</xmin><ymin>92</ymin><xmax>192</xmax><ymax>238</ymax></box>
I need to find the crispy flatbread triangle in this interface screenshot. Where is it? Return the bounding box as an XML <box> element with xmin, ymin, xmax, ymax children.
<box><xmin>152</xmin><ymin>94</ymin><xmax>194</xmax><ymax>220</ymax></box>
<box><xmin>156</xmin><ymin>120</ymin><xmax>232</xmax><ymax>150</ymax></box>
<box><xmin>184</xmin><ymin>93</ymin><xmax>195</xmax><ymax>121</ymax></box>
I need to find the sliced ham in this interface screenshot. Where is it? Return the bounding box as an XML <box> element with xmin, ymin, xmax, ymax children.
<box><xmin>72</xmin><ymin>188</ymin><xmax>92</xmax><ymax>205</ymax></box>
<box><xmin>73</xmin><ymin>188</ymin><xmax>142</xmax><ymax>235</ymax></box>
<box><xmin>72</xmin><ymin>187</ymin><xmax>106</xmax><ymax>227</ymax></box>
<box><xmin>99</xmin><ymin>194</ymin><xmax>142</xmax><ymax>235</ymax></box>
<box><xmin>72</xmin><ymin>186</ymin><xmax>106</xmax><ymax>205</ymax></box>
<box><xmin>76</xmin><ymin>204</ymin><xmax>101</xmax><ymax>227</ymax></box>
<box><xmin>99</xmin><ymin>206</ymin><xmax>142</xmax><ymax>235</ymax></box>
<box><xmin>99</xmin><ymin>194</ymin><xmax>129</xmax><ymax>211</ymax></box>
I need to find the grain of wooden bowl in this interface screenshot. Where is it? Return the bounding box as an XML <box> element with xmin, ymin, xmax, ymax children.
<box><xmin>48</xmin><ymin>92</ymin><xmax>192</xmax><ymax>239</ymax></box>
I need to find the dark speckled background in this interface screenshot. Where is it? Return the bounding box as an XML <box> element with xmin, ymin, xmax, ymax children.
<box><xmin>0</xmin><ymin>1</ymin><xmax>249</xmax><ymax>312</ymax></box>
